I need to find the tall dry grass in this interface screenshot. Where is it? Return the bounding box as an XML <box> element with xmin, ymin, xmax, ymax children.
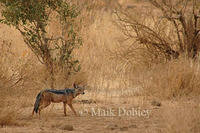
<box><xmin>138</xmin><ymin>56</ymin><xmax>200</xmax><ymax>99</ymax></box>
<box><xmin>0</xmin><ymin>1</ymin><xmax>199</xmax><ymax>131</ymax></box>
<box><xmin>0</xmin><ymin>41</ymin><xmax>26</xmax><ymax>126</ymax></box>
<box><xmin>0</xmin><ymin>0</ymin><xmax>199</xmax><ymax>99</ymax></box>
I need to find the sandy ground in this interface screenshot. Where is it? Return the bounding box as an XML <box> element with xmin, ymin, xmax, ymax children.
<box><xmin>0</xmin><ymin>104</ymin><xmax>163</xmax><ymax>132</ymax></box>
<box><xmin>1</xmin><ymin>91</ymin><xmax>199</xmax><ymax>133</ymax></box>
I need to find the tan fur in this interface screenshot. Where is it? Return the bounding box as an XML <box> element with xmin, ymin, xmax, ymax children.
<box><xmin>32</xmin><ymin>84</ymin><xmax>85</xmax><ymax>116</ymax></box>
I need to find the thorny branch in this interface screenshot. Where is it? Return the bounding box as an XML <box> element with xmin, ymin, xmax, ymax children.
<box><xmin>116</xmin><ymin>0</ymin><xmax>200</xmax><ymax>59</ymax></box>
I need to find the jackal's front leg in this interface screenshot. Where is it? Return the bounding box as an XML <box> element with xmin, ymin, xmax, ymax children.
<box><xmin>63</xmin><ymin>102</ymin><xmax>67</xmax><ymax>116</ymax></box>
<box><xmin>68</xmin><ymin>103</ymin><xmax>77</xmax><ymax>116</ymax></box>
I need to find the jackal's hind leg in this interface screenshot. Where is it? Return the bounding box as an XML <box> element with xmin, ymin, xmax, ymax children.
<box><xmin>38</xmin><ymin>101</ymin><xmax>51</xmax><ymax>115</ymax></box>
<box><xmin>68</xmin><ymin>103</ymin><xmax>77</xmax><ymax>116</ymax></box>
<box><xmin>63</xmin><ymin>102</ymin><xmax>67</xmax><ymax>116</ymax></box>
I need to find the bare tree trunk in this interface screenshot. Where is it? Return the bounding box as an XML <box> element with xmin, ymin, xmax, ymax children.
<box><xmin>43</xmin><ymin>46</ymin><xmax>55</xmax><ymax>89</ymax></box>
<box><xmin>48</xmin><ymin>64</ymin><xmax>55</xmax><ymax>89</ymax></box>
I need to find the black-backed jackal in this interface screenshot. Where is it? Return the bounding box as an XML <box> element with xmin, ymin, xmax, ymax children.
<box><xmin>32</xmin><ymin>84</ymin><xmax>85</xmax><ymax>116</ymax></box>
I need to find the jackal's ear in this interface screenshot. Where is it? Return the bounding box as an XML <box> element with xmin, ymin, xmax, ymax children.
<box><xmin>73</xmin><ymin>83</ymin><xmax>78</xmax><ymax>89</ymax></box>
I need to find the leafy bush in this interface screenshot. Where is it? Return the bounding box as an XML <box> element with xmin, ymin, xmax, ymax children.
<box><xmin>0</xmin><ymin>0</ymin><xmax>83</xmax><ymax>88</ymax></box>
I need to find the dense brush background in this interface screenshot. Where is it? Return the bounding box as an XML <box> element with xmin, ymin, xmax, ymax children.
<box><xmin>0</xmin><ymin>0</ymin><xmax>200</xmax><ymax>132</ymax></box>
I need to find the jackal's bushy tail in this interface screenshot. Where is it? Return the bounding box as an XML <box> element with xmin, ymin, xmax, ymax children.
<box><xmin>33</xmin><ymin>91</ymin><xmax>43</xmax><ymax>113</ymax></box>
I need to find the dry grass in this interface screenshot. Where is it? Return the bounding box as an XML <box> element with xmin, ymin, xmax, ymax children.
<box><xmin>0</xmin><ymin>107</ymin><xmax>22</xmax><ymax>127</ymax></box>
<box><xmin>139</xmin><ymin>56</ymin><xmax>200</xmax><ymax>99</ymax></box>
<box><xmin>162</xmin><ymin>101</ymin><xmax>200</xmax><ymax>133</ymax></box>
<box><xmin>0</xmin><ymin>0</ymin><xmax>199</xmax><ymax>132</ymax></box>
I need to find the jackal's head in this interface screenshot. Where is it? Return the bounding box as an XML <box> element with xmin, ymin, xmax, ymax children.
<box><xmin>74</xmin><ymin>83</ymin><xmax>85</xmax><ymax>95</ymax></box>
